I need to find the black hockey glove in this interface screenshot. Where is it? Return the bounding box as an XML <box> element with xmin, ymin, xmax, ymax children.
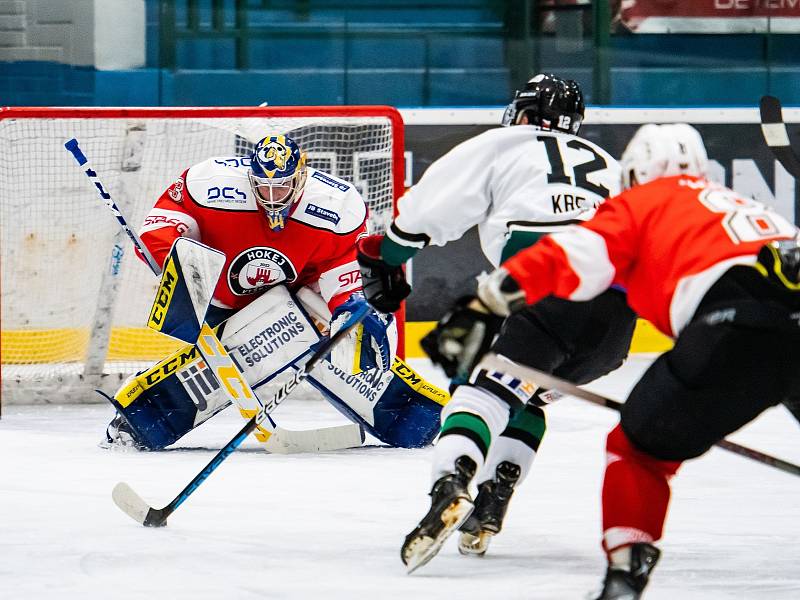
<box><xmin>356</xmin><ymin>235</ymin><xmax>411</xmax><ymax>314</ymax></box>
<box><xmin>420</xmin><ymin>295</ymin><xmax>504</xmax><ymax>380</ymax></box>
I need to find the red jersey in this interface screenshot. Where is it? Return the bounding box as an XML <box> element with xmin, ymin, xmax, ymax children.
<box><xmin>504</xmin><ymin>176</ymin><xmax>799</xmax><ymax>337</ymax></box>
<box><xmin>138</xmin><ymin>157</ymin><xmax>367</xmax><ymax>313</ymax></box>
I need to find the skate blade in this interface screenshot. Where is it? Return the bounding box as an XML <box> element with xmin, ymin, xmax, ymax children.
<box><xmin>457</xmin><ymin>530</ymin><xmax>492</xmax><ymax>556</ymax></box>
<box><xmin>404</xmin><ymin>498</ymin><xmax>474</xmax><ymax>574</ymax></box>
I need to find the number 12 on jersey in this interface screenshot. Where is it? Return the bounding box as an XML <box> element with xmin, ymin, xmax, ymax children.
<box><xmin>538</xmin><ymin>134</ymin><xmax>611</xmax><ymax>199</ymax></box>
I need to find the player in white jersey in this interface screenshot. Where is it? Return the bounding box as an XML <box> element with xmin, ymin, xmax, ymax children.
<box><xmin>356</xmin><ymin>74</ymin><xmax>638</xmax><ymax>570</ymax></box>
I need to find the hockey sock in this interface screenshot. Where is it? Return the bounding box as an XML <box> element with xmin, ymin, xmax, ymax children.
<box><xmin>433</xmin><ymin>414</ymin><xmax>490</xmax><ymax>484</ymax></box>
<box><xmin>440</xmin><ymin>412</ymin><xmax>492</xmax><ymax>456</ymax></box>
<box><xmin>433</xmin><ymin>385</ymin><xmax>511</xmax><ymax>484</ymax></box>
<box><xmin>478</xmin><ymin>403</ymin><xmax>545</xmax><ymax>485</ymax></box>
<box><xmin>601</xmin><ymin>424</ymin><xmax>682</xmax><ymax>554</ymax></box>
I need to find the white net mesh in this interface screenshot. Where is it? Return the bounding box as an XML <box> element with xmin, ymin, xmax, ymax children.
<box><xmin>0</xmin><ymin>108</ymin><xmax>400</xmax><ymax>404</ymax></box>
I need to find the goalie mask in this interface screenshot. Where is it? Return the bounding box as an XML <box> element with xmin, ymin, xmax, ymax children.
<box><xmin>620</xmin><ymin>123</ymin><xmax>709</xmax><ymax>189</ymax></box>
<box><xmin>501</xmin><ymin>73</ymin><xmax>584</xmax><ymax>134</ymax></box>
<box><xmin>249</xmin><ymin>135</ymin><xmax>308</xmax><ymax>231</ymax></box>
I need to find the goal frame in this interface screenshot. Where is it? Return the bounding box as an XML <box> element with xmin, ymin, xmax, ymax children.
<box><xmin>0</xmin><ymin>105</ymin><xmax>406</xmax><ymax>410</ymax></box>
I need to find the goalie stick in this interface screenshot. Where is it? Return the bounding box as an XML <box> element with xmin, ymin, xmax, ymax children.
<box><xmin>112</xmin><ymin>303</ymin><xmax>369</xmax><ymax>527</ymax></box>
<box><xmin>65</xmin><ymin>138</ymin><xmax>162</xmax><ymax>274</ymax></box>
<box><xmin>759</xmin><ymin>96</ymin><xmax>800</xmax><ymax>179</ymax></box>
<box><xmin>65</xmin><ymin>137</ymin><xmax>362</xmax><ymax>453</ymax></box>
<box><xmin>481</xmin><ymin>353</ymin><xmax>800</xmax><ymax>477</ymax></box>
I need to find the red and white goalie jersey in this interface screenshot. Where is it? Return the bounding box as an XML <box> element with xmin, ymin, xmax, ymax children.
<box><xmin>139</xmin><ymin>157</ymin><xmax>367</xmax><ymax>313</ymax></box>
<box><xmin>504</xmin><ymin>175</ymin><xmax>799</xmax><ymax>337</ymax></box>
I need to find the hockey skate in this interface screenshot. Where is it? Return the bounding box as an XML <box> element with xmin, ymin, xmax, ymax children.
<box><xmin>594</xmin><ymin>543</ymin><xmax>660</xmax><ymax>600</ymax></box>
<box><xmin>401</xmin><ymin>455</ymin><xmax>477</xmax><ymax>574</ymax></box>
<box><xmin>458</xmin><ymin>461</ymin><xmax>521</xmax><ymax>556</ymax></box>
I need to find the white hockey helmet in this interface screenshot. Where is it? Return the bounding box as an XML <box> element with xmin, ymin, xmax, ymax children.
<box><xmin>620</xmin><ymin>123</ymin><xmax>709</xmax><ymax>189</ymax></box>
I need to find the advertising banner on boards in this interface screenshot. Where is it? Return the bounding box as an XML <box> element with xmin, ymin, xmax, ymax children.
<box><xmin>613</xmin><ymin>0</ymin><xmax>800</xmax><ymax>34</ymax></box>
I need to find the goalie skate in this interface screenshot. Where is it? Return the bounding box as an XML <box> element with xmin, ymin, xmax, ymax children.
<box><xmin>99</xmin><ymin>414</ymin><xmax>147</xmax><ymax>451</ymax></box>
<box><xmin>401</xmin><ymin>455</ymin><xmax>476</xmax><ymax>574</ymax></box>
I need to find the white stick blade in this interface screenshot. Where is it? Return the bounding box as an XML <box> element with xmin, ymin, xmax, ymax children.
<box><xmin>761</xmin><ymin>123</ymin><xmax>791</xmax><ymax>148</ymax></box>
<box><xmin>112</xmin><ymin>482</ymin><xmax>152</xmax><ymax>525</ymax></box>
<box><xmin>264</xmin><ymin>424</ymin><xmax>364</xmax><ymax>454</ymax></box>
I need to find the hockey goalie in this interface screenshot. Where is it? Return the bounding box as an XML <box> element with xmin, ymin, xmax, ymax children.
<box><xmin>100</xmin><ymin>134</ymin><xmax>446</xmax><ymax>452</ymax></box>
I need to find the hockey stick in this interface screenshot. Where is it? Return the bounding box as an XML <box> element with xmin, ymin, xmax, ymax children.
<box><xmin>759</xmin><ymin>96</ymin><xmax>800</xmax><ymax>179</ymax></box>
<box><xmin>65</xmin><ymin>137</ymin><xmax>363</xmax><ymax>452</ymax></box>
<box><xmin>264</xmin><ymin>422</ymin><xmax>364</xmax><ymax>454</ymax></box>
<box><xmin>481</xmin><ymin>353</ymin><xmax>800</xmax><ymax>477</ymax></box>
<box><xmin>65</xmin><ymin>138</ymin><xmax>162</xmax><ymax>274</ymax></box>
<box><xmin>112</xmin><ymin>303</ymin><xmax>369</xmax><ymax>527</ymax></box>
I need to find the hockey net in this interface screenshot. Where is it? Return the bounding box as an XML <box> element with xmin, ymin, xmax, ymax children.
<box><xmin>0</xmin><ymin>106</ymin><xmax>405</xmax><ymax>405</ymax></box>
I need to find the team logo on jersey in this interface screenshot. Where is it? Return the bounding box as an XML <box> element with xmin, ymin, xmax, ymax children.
<box><xmin>227</xmin><ymin>246</ymin><xmax>297</xmax><ymax>296</ymax></box>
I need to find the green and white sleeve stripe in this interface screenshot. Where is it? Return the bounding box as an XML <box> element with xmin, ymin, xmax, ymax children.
<box><xmin>381</xmin><ymin>222</ymin><xmax>431</xmax><ymax>266</ymax></box>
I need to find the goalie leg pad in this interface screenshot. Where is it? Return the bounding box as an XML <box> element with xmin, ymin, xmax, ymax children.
<box><xmin>306</xmin><ymin>357</ymin><xmax>448</xmax><ymax>448</ymax></box>
<box><xmin>106</xmin><ymin>343</ymin><xmax>234</xmax><ymax>450</ymax></box>
<box><xmin>372</xmin><ymin>370</ymin><xmax>444</xmax><ymax>448</ymax></box>
<box><xmin>103</xmin><ymin>285</ymin><xmax>321</xmax><ymax>449</ymax></box>
<box><xmin>105</xmin><ymin>396</ymin><xmax>180</xmax><ymax>451</ymax></box>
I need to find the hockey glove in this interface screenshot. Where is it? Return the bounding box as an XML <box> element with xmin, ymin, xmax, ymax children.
<box><xmin>356</xmin><ymin>235</ymin><xmax>411</xmax><ymax>314</ymax></box>
<box><xmin>330</xmin><ymin>293</ymin><xmax>396</xmax><ymax>374</ymax></box>
<box><xmin>756</xmin><ymin>239</ymin><xmax>800</xmax><ymax>291</ymax></box>
<box><xmin>420</xmin><ymin>295</ymin><xmax>504</xmax><ymax>381</ymax></box>
<box><xmin>477</xmin><ymin>266</ymin><xmax>527</xmax><ymax>317</ymax></box>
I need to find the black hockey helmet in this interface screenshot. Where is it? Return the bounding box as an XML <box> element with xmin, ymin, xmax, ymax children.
<box><xmin>501</xmin><ymin>73</ymin><xmax>584</xmax><ymax>135</ymax></box>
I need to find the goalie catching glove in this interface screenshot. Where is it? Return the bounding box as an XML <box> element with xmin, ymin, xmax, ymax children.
<box><xmin>356</xmin><ymin>235</ymin><xmax>411</xmax><ymax>314</ymax></box>
<box><xmin>329</xmin><ymin>293</ymin><xmax>396</xmax><ymax>374</ymax></box>
<box><xmin>421</xmin><ymin>296</ymin><xmax>504</xmax><ymax>381</ymax></box>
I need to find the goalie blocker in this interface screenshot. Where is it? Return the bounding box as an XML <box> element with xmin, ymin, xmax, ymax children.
<box><xmin>105</xmin><ymin>284</ymin><xmax>447</xmax><ymax>450</ymax></box>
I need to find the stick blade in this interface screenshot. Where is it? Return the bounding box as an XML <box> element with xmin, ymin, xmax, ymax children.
<box><xmin>759</xmin><ymin>96</ymin><xmax>792</xmax><ymax>149</ymax></box>
<box><xmin>758</xmin><ymin>96</ymin><xmax>800</xmax><ymax>178</ymax></box>
<box><xmin>264</xmin><ymin>424</ymin><xmax>364</xmax><ymax>454</ymax></box>
<box><xmin>112</xmin><ymin>482</ymin><xmax>167</xmax><ymax>527</ymax></box>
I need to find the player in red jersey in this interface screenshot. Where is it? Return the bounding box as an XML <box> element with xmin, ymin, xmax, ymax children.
<box><xmin>142</xmin><ymin>135</ymin><xmax>368</xmax><ymax>318</ymax></box>
<box><xmin>102</xmin><ymin>135</ymin><xmax>446</xmax><ymax>453</ymax></box>
<box><xmin>478</xmin><ymin>123</ymin><xmax>800</xmax><ymax>599</ymax></box>
<box><xmin>137</xmin><ymin>133</ymin><xmax>396</xmax><ymax>371</ymax></box>
<box><xmin>134</xmin><ymin>133</ymin><xmax>395</xmax><ymax>375</ymax></box>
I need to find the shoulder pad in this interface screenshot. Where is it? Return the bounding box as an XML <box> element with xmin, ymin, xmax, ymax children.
<box><xmin>186</xmin><ymin>157</ymin><xmax>259</xmax><ymax>211</ymax></box>
<box><xmin>291</xmin><ymin>168</ymin><xmax>367</xmax><ymax>234</ymax></box>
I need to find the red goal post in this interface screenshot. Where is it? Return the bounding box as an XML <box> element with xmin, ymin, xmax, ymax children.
<box><xmin>0</xmin><ymin>105</ymin><xmax>405</xmax><ymax>406</ymax></box>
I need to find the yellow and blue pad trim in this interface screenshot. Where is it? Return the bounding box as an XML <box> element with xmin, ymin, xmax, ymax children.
<box><xmin>147</xmin><ymin>238</ymin><xmax>226</xmax><ymax>344</ymax></box>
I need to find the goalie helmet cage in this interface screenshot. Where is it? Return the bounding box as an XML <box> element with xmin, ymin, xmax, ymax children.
<box><xmin>0</xmin><ymin>105</ymin><xmax>406</xmax><ymax>408</ymax></box>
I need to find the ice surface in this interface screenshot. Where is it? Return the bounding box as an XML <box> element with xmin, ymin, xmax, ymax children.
<box><xmin>0</xmin><ymin>356</ymin><xmax>798</xmax><ymax>599</ymax></box>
